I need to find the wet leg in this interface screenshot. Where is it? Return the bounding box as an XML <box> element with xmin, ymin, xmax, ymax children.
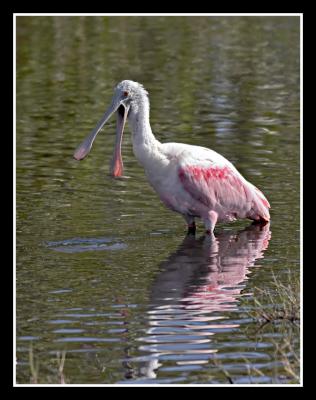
<box><xmin>184</xmin><ymin>215</ymin><xmax>196</xmax><ymax>235</ymax></box>
<box><xmin>203</xmin><ymin>210</ymin><xmax>218</xmax><ymax>235</ymax></box>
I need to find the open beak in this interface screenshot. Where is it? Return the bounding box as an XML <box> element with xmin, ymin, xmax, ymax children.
<box><xmin>73</xmin><ymin>101</ymin><xmax>129</xmax><ymax>178</ymax></box>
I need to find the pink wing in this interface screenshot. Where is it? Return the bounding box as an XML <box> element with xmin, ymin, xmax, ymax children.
<box><xmin>178</xmin><ymin>162</ymin><xmax>270</xmax><ymax>222</ymax></box>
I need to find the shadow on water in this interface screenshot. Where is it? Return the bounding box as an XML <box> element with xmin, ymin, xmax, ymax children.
<box><xmin>121</xmin><ymin>222</ymin><xmax>271</xmax><ymax>383</ymax></box>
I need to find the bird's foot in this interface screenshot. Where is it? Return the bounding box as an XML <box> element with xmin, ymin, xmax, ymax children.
<box><xmin>205</xmin><ymin>229</ymin><xmax>216</xmax><ymax>241</ymax></box>
<box><xmin>203</xmin><ymin>211</ymin><xmax>217</xmax><ymax>236</ymax></box>
<box><xmin>187</xmin><ymin>222</ymin><xmax>196</xmax><ymax>235</ymax></box>
<box><xmin>251</xmin><ymin>218</ymin><xmax>269</xmax><ymax>226</ymax></box>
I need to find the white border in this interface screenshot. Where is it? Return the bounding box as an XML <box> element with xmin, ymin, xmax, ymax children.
<box><xmin>13</xmin><ymin>13</ymin><xmax>17</xmax><ymax>387</ymax></box>
<box><xmin>14</xmin><ymin>13</ymin><xmax>302</xmax><ymax>16</ymax></box>
<box><xmin>14</xmin><ymin>12</ymin><xmax>303</xmax><ymax>388</ymax></box>
<box><xmin>300</xmin><ymin>12</ymin><xmax>303</xmax><ymax>387</ymax></box>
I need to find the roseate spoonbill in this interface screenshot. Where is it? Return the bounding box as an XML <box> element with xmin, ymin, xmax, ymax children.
<box><xmin>74</xmin><ymin>80</ymin><xmax>270</xmax><ymax>234</ymax></box>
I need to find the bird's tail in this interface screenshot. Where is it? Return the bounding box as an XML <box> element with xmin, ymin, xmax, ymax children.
<box><xmin>248</xmin><ymin>184</ymin><xmax>270</xmax><ymax>222</ymax></box>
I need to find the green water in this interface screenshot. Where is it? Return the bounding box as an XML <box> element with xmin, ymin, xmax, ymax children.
<box><xmin>16</xmin><ymin>16</ymin><xmax>300</xmax><ymax>384</ymax></box>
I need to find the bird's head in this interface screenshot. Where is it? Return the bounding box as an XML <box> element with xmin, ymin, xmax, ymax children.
<box><xmin>73</xmin><ymin>80</ymin><xmax>148</xmax><ymax>177</ymax></box>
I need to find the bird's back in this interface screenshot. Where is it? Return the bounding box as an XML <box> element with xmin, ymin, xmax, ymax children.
<box><xmin>161</xmin><ymin>142</ymin><xmax>270</xmax><ymax>223</ymax></box>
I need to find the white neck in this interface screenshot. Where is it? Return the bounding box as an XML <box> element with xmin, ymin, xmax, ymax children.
<box><xmin>127</xmin><ymin>93</ymin><xmax>160</xmax><ymax>167</ymax></box>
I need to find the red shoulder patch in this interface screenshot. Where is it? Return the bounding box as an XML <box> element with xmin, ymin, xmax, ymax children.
<box><xmin>178</xmin><ymin>166</ymin><xmax>229</xmax><ymax>181</ymax></box>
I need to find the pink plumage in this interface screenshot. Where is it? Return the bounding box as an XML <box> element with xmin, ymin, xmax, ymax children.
<box><xmin>150</xmin><ymin>142</ymin><xmax>270</xmax><ymax>232</ymax></box>
<box><xmin>178</xmin><ymin>163</ymin><xmax>270</xmax><ymax>224</ymax></box>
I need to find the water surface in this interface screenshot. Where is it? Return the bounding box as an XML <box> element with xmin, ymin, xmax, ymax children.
<box><xmin>16</xmin><ymin>16</ymin><xmax>300</xmax><ymax>384</ymax></box>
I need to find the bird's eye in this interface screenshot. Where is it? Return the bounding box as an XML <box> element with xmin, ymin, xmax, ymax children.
<box><xmin>123</xmin><ymin>91</ymin><xmax>129</xmax><ymax>97</ymax></box>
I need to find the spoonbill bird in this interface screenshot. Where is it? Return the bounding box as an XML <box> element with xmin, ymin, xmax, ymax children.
<box><xmin>74</xmin><ymin>80</ymin><xmax>270</xmax><ymax>234</ymax></box>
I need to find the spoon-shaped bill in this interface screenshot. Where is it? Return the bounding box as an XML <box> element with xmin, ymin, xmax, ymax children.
<box><xmin>73</xmin><ymin>103</ymin><xmax>117</xmax><ymax>161</ymax></box>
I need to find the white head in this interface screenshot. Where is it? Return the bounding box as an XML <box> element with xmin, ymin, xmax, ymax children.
<box><xmin>116</xmin><ymin>80</ymin><xmax>148</xmax><ymax>103</ymax></box>
<box><xmin>113</xmin><ymin>80</ymin><xmax>150</xmax><ymax>120</ymax></box>
<box><xmin>73</xmin><ymin>80</ymin><xmax>149</xmax><ymax>177</ymax></box>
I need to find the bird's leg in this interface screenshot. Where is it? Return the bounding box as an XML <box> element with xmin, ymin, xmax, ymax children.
<box><xmin>184</xmin><ymin>215</ymin><xmax>196</xmax><ymax>235</ymax></box>
<box><xmin>251</xmin><ymin>217</ymin><xmax>269</xmax><ymax>226</ymax></box>
<box><xmin>203</xmin><ymin>210</ymin><xmax>218</xmax><ymax>235</ymax></box>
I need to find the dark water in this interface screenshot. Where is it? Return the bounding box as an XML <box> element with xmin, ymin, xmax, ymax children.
<box><xmin>16</xmin><ymin>16</ymin><xmax>300</xmax><ymax>384</ymax></box>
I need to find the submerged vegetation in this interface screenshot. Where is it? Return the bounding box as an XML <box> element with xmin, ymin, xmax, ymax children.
<box><xmin>246</xmin><ymin>272</ymin><xmax>300</xmax><ymax>384</ymax></box>
<box><xmin>28</xmin><ymin>346</ymin><xmax>67</xmax><ymax>384</ymax></box>
<box><xmin>210</xmin><ymin>272</ymin><xmax>300</xmax><ymax>385</ymax></box>
<box><xmin>249</xmin><ymin>273</ymin><xmax>300</xmax><ymax>326</ymax></box>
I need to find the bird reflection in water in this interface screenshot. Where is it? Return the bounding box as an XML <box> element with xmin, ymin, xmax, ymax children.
<box><xmin>123</xmin><ymin>222</ymin><xmax>271</xmax><ymax>382</ymax></box>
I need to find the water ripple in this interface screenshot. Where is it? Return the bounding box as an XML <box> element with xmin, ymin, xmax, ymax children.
<box><xmin>46</xmin><ymin>237</ymin><xmax>127</xmax><ymax>253</ymax></box>
<box><xmin>123</xmin><ymin>224</ymin><xmax>272</xmax><ymax>381</ymax></box>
